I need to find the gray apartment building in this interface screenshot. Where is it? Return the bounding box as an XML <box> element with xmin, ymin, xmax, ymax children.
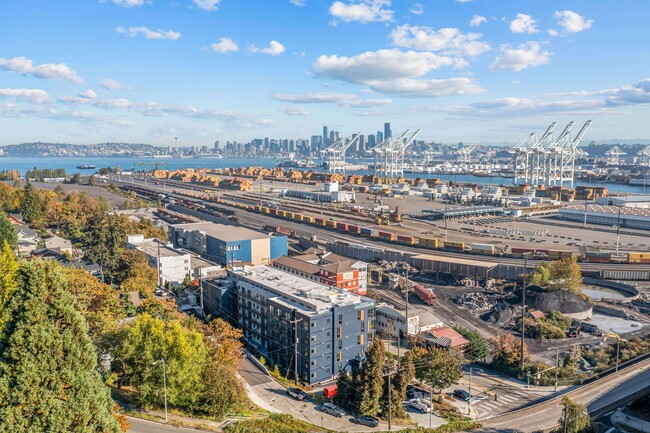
<box><xmin>226</xmin><ymin>265</ymin><xmax>375</xmax><ymax>384</ymax></box>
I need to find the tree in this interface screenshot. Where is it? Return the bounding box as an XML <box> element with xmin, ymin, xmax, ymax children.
<box><xmin>0</xmin><ymin>241</ymin><xmax>18</xmax><ymax>330</ymax></box>
<box><xmin>559</xmin><ymin>396</ymin><xmax>590</xmax><ymax>433</ymax></box>
<box><xmin>115</xmin><ymin>313</ymin><xmax>207</xmax><ymax>410</ymax></box>
<box><xmin>0</xmin><ymin>260</ymin><xmax>121</xmax><ymax>433</ymax></box>
<box><xmin>20</xmin><ymin>182</ymin><xmax>44</xmax><ymax>224</ymax></box>
<box><xmin>0</xmin><ymin>214</ymin><xmax>17</xmax><ymax>249</ymax></box>
<box><xmin>114</xmin><ymin>249</ymin><xmax>157</xmax><ymax>296</ymax></box>
<box><xmin>413</xmin><ymin>347</ymin><xmax>463</xmax><ymax>392</ymax></box>
<box><xmin>549</xmin><ymin>257</ymin><xmax>582</xmax><ymax>293</ymax></box>
<box><xmin>68</xmin><ymin>173</ymin><xmax>82</xmax><ymax>184</ymax></box>
<box><xmin>382</xmin><ymin>351</ymin><xmax>415</xmax><ymax>419</ymax></box>
<box><xmin>334</xmin><ymin>370</ymin><xmax>361</xmax><ymax>414</ymax></box>
<box><xmin>490</xmin><ymin>333</ymin><xmax>530</xmax><ymax>369</ymax></box>
<box><xmin>528</xmin><ymin>262</ymin><xmax>551</xmax><ymax>287</ymax></box>
<box><xmin>88</xmin><ymin>175</ymin><xmax>97</xmax><ymax>186</ymax></box>
<box><xmin>358</xmin><ymin>338</ymin><xmax>385</xmax><ymax>416</ymax></box>
<box><xmin>453</xmin><ymin>325</ymin><xmax>489</xmax><ymax>360</ymax></box>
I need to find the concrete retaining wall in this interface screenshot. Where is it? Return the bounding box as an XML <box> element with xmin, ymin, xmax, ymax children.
<box><xmin>583</xmin><ymin>277</ymin><xmax>640</xmax><ymax>299</ymax></box>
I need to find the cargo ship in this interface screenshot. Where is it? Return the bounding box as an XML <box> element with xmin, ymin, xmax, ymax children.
<box><xmin>76</xmin><ymin>164</ymin><xmax>96</xmax><ymax>169</ymax></box>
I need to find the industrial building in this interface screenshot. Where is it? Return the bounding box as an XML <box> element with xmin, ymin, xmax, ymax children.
<box><xmin>421</xmin><ymin>205</ymin><xmax>504</xmax><ymax>220</ymax></box>
<box><xmin>595</xmin><ymin>195</ymin><xmax>650</xmax><ymax>209</ymax></box>
<box><xmin>283</xmin><ymin>182</ymin><xmax>355</xmax><ymax>203</ymax></box>
<box><xmin>168</xmin><ymin>222</ymin><xmax>288</xmax><ymax>265</ymax></box>
<box><xmin>558</xmin><ymin>205</ymin><xmax>650</xmax><ymax>230</ymax></box>
<box><xmin>221</xmin><ymin>265</ymin><xmax>376</xmax><ymax>384</ymax></box>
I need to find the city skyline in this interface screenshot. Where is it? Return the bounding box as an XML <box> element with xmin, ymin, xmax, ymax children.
<box><xmin>2</xmin><ymin>1</ymin><xmax>650</xmax><ymax>146</ymax></box>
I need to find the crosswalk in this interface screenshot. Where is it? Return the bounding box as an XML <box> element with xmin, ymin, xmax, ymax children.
<box><xmin>472</xmin><ymin>390</ymin><xmax>533</xmax><ymax>419</ymax></box>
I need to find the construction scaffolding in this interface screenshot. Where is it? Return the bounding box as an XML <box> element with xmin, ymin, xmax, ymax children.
<box><xmin>372</xmin><ymin>129</ymin><xmax>421</xmax><ymax>178</ymax></box>
<box><xmin>510</xmin><ymin>120</ymin><xmax>592</xmax><ymax>188</ymax></box>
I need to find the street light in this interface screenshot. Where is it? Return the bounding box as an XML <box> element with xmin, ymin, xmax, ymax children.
<box><xmin>153</xmin><ymin>359</ymin><xmax>168</xmax><ymax>422</ymax></box>
<box><xmin>547</xmin><ymin>347</ymin><xmax>561</xmax><ymax>392</ymax></box>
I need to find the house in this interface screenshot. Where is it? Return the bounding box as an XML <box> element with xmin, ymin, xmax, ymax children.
<box><xmin>127</xmin><ymin>234</ymin><xmax>192</xmax><ymax>287</ymax></box>
<box><xmin>423</xmin><ymin>326</ymin><xmax>470</xmax><ymax>351</ymax></box>
<box><xmin>44</xmin><ymin>236</ymin><xmax>73</xmax><ymax>256</ymax></box>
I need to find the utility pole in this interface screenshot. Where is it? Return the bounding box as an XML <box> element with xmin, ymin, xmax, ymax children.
<box><xmin>157</xmin><ymin>239</ymin><xmax>161</xmax><ymax>288</ymax></box>
<box><xmin>386</xmin><ymin>369</ymin><xmax>393</xmax><ymax>431</ymax></box>
<box><xmin>153</xmin><ymin>359</ymin><xmax>168</xmax><ymax>422</ymax></box>
<box><xmin>555</xmin><ymin>346</ymin><xmax>559</xmax><ymax>392</ymax></box>
<box><xmin>429</xmin><ymin>384</ymin><xmax>433</xmax><ymax>427</ymax></box>
<box><xmin>520</xmin><ymin>253</ymin><xmax>529</xmax><ymax>377</ymax></box>
<box><xmin>583</xmin><ymin>200</ymin><xmax>588</xmax><ymax>228</ymax></box>
<box><xmin>615</xmin><ymin>205</ymin><xmax>622</xmax><ymax>255</ymax></box>
<box><xmin>290</xmin><ymin>317</ymin><xmax>303</xmax><ymax>383</ymax></box>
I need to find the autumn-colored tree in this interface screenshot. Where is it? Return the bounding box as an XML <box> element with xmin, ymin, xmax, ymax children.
<box><xmin>549</xmin><ymin>257</ymin><xmax>582</xmax><ymax>292</ymax></box>
<box><xmin>115</xmin><ymin>249</ymin><xmax>157</xmax><ymax>296</ymax></box>
<box><xmin>490</xmin><ymin>333</ymin><xmax>530</xmax><ymax>369</ymax></box>
<box><xmin>412</xmin><ymin>347</ymin><xmax>463</xmax><ymax>392</ymax></box>
<box><xmin>0</xmin><ymin>241</ymin><xmax>18</xmax><ymax>330</ymax></box>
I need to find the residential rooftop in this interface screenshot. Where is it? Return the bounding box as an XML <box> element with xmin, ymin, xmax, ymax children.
<box><xmin>171</xmin><ymin>222</ymin><xmax>272</xmax><ymax>242</ymax></box>
<box><xmin>231</xmin><ymin>265</ymin><xmax>372</xmax><ymax>315</ymax></box>
<box><xmin>135</xmin><ymin>239</ymin><xmax>189</xmax><ymax>258</ymax></box>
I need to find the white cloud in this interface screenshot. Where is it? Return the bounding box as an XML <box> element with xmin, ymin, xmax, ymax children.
<box><xmin>509</xmin><ymin>13</ymin><xmax>538</xmax><ymax>34</ymax></box>
<box><xmin>469</xmin><ymin>15</ymin><xmax>486</xmax><ymax>27</ymax></box>
<box><xmin>116</xmin><ymin>26</ymin><xmax>181</xmax><ymax>40</ymax></box>
<box><xmin>365</xmin><ymin>77</ymin><xmax>483</xmax><ymax>98</ymax></box>
<box><xmin>273</xmin><ymin>92</ymin><xmax>392</xmax><ymax>107</ymax></box>
<box><xmin>0</xmin><ymin>88</ymin><xmax>52</xmax><ymax>104</ymax></box>
<box><xmin>277</xmin><ymin>106</ymin><xmax>310</xmax><ymax>116</ymax></box>
<box><xmin>456</xmin><ymin>0</ymin><xmax>472</xmax><ymax>3</ymax></box>
<box><xmin>193</xmin><ymin>0</ymin><xmax>221</xmax><ymax>11</ymax></box>
<box><xmin>548</xmin><ymin>29</ymin><xmax>559</xmax><ymax>37</ymax></box>
<box><xmin>209</xmin><ymin>37</ymin><xmax>239</xmax><ymax>53</ymax></box>
<box><xmin>289</xmin><ymin>0</ymin><xmax>306</xmax><ymax>5</ymax></box>
<box><xmin>0</xmin><ymin>105</ymin><xmax>107</xmax><ymax>122</ymax></box>
<box><xmin>59</xmin><ymin>95</ymin><xmax>134</xmax><ymax>109</ymax></box>
<box><xmin>553</xmin><ymin>10</ymin><xmax>593</xmax><ymax>34</ymax></box>
<box><xmin>489</xmin><ymin>42</ymin><xmax>551</xmax><ymax>72</ymax></box>
<box><xmin>100</xmin><ymin>78</ymin><xmax>129</xmax><ymax>90</ymax></box>
<box><xmin>109</xmin><ymin>0</ymin><xmax>149</xmax><ymax>7</ymax></box>
<box><xmin>389</xmin><ymin>25</ymin><xmax>490</xmax><ymax>57</ymax></box>
<box><xmin>0</xmin><ymin>56</ymin><xmax>82</xmax><ymax>83</ymax></box>
<box><xmin>329</xmin><ymin>0</ymin><xmax>393</xmax><ymax>24</ymax></box>
<box><xmin>410</xmin><ymin>3</ymin><xmax>424</xmax><ymax>15</ymax></box>
<box><xmin>249</xmin><ymin>41</ymin><xmax>285</xmax><ymax>56</ymax></box>
<box><xmin>314</xmin><ymin>49</ymin><xmax>457</xmax><ymax>83</ymax></box>
<box><xmin>604</xmin><ymin>78</ymin><xmax>650</xmax><ymax>106</ymax></box>
<box><xmin>79</xmin><ymin>89</ymin><xmax>97</xmax><ymax>99</ymax></box>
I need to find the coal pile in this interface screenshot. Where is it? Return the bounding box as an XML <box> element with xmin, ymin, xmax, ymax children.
<box><xmin>509</xmin><ymin>286</ymin><xmax>591</xmax><ymax>314</ymax></box>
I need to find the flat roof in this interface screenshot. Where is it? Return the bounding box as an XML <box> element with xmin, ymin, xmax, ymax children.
<box><xmin>423</xmin><ymin>206</ymin><xmax>503</xmax><ymax>217</ymax></box>
<box><xmin>231</xmin><ymin>265</ymin><xmax>372</xmax><ymax>315</ymax></box>
<box><xmin>411</xmin><ymin>253</ymin><xmax>497</xmax><ymax>268</ymax></box>
<box><xmin>171</xmin><ymin>222</ymin><xmax>271</xmax><ymax>242</ymax></box>
<box><xmin>135</xmin><ymin>240</ymin><xmax>189</xmax><ymax>258</ymax></box>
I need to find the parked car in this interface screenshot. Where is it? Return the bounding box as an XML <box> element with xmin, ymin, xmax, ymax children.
<box><xmin>321</xmin><ymin>402</ymin><xmax>345</xmax><ymax>418</ymax></box>
<box><xmin>408</xmin><ymin>398</ymin><xmax>431</xmax><ymax>413</ymax></box>
<box><xmin>286</xmin><ymin>387</ymin><xmax>308</xmax><ymax>401</ymax></box>
<box><xmin>406</xmin><ymin>384</ymin><xmax>432</xmax><ymax>400</ymax></box>
<box><xmin>453</xmin><ymin>389</ymin><xmax>472</xmax><ymax>401</ymax></box>
<box><xmin>352</xmin><ymin>415</ymin><xmax>380</xmax><ymax>427</ymax></box>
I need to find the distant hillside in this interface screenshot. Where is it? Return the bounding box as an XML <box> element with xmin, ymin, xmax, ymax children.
<box><xmin>0</xmin><ymin>142</ymin><xmax>164</xmax><ymax>157</ymax></box>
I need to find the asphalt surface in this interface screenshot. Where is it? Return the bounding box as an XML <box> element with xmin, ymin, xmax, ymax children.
<box><xmin>127</xmin><ymin>417</ymin><xmax>209</xmax><ymax>433</ymax></box>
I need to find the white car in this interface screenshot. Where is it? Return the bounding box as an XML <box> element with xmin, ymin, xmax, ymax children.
<box><xmin>408</xmin><ymin>398</ymin><xmax>431</xmax><ymax>413</ymax></box>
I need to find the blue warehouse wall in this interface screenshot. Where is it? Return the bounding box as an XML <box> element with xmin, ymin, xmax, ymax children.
<box><xmin>270</xmin><ymin>235</ymin><xmax>288</xmax><ymax>260</ymax></box>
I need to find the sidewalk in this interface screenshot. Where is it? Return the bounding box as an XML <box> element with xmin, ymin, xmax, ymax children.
<box><xmin>612</xmin><ymin>408</ymin><xmax>650</xmax><ymax>433</ymax></box>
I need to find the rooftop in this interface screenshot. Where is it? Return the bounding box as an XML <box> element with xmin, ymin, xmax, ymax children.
<box><xmin>135</xmin><ymin>239</ymin><xmax>190</xmax><ymax>258</ymax></box>
<box><xmin>231</xmin><ymin>265</ymin><xmax>372</xmax><ymax>315</ymax></box>
<box><xmin>411</xmin><ymin>253</ymin><xmax>497</xmax><ymax>268</ymax></box>
<box><xmin>273</xmin><ymin>255</ymin><xmax>321</xmax><ymax>275</ymax></box>
<box><xmin>171</xmin><ymin>222</ymin><xmax>272</xmax><ymax>242</ymax></box>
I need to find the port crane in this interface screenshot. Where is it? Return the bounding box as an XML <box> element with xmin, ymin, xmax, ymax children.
<box><xmin>373</xmin><ymin>129</ymin><xmax>421</xmax><ymax>178</ymax></box>
<box><xmin>321</xmin><ymin>133</ymin><xmax>361</xmax><ymax>174</ymax></box>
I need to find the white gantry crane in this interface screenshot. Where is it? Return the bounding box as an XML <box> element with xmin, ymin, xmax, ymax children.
<box><xmin>456</xmin><ymin>143</ymin><xmax>479</xmax><ymax>163</ymax></box>
<box><xmin>321</xmin><ymin>132</ymin><xmax>361</xmax><ymax>174</ymax></box>
<box><xmin>511</xmin><ymin>120</ymin><xmax>592</xmax><ymax>188</ymax></box>
<box><xmin>605</xmin><ymin>145</ymin><xmax>626</xmax><ymax>166</ymax></box>
<box><xmin>637</xmin><ymin>145</ymin><xmax>650</xmax><ymax>167</ymax></box>
<box><xmin>373</xmin><ymin>129</ymin><xmax>421</xmax><ymax>178</ymax></box>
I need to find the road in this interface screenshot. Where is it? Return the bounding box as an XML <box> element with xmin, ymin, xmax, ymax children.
<box><xmin>480</xmin><ymin>357</ymin><xmax>650</xmax><ymax>432</ymax></box>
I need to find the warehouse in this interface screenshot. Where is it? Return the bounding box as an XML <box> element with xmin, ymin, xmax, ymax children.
<box><xmin>169</xmin><ymin>222</ymin><xmax>288</xmax><ymax>265</ymax></box>
<box><xmin>421</xmin><ymin>205</ymin><xmax>504</xmax><ymax>220</ymax></box>
<box><xmin>558</xmin><ymin>205</ymin><xmax>650</xmax><ymax>230</ymax></box>
<box><xmin>410</xmin><ymin>253</ymin><xmax>498</xmax><ymax>284</ymax></box>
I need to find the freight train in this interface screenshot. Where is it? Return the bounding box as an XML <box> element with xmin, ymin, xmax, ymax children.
<box><xmin>119</xmin><ymin>184</ymin><xmax>648</xmax><ymax>265</ymax></box>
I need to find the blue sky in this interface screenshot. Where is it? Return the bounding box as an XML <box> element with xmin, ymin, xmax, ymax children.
<box><xmin>1</xmin><ymin>0</ymin><xmax>650</xmax><ymax>146</ymax></box>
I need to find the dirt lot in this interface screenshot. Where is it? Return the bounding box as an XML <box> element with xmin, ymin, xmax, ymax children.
<box><xmin>20</xmin><ymin>181</ymin><xmax>128</xmax><ymax>209</ymax></box>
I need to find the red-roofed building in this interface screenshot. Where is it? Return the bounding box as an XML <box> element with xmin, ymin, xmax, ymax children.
<box><xmin>423</xmin><ymin>326</ymin><xmax>470</xmax><ymax>351</ymax></box>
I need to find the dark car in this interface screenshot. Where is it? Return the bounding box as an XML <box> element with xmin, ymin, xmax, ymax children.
<box><xmin>406</xmin><ymin>384</ymin><xmax>431</xmax><ymax>400</ymax></box>
<box><xmin>286</xmin><ymin>387</ymin><xmax>308</xmax><ymax>401</ymax></box>
<box><xmin>352</xmin><ymin>415</ymin><xmax>380</xmax><ymax>427</ymax></box>
<box><xmin>453</xmin><ymin>389</ymin><xmax>472</xmax><ymax>401</ymax></box>
<box><xmin>321</xmin><ymin>402</ymin><xmax>345</xmax><ymax>418</ymax></box>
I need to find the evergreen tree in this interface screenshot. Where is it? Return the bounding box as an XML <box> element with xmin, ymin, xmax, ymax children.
<box><xmin>0</xmin><ymin>260</ymin><xmax>121</xmax><ymax>433</ymax></box>
<box><xmin>0</xmin><ymin>213</ymin><xmax>17</xmax><ymax>248</ymax></box>
<box><xmin>20</xmin><ymin>182</ymin><xmax>45</xmax><ymax>223</ymax></box>
<box><xmin>358</xmin><ymin>338</ymin><xmax>385</xmax><ymax>416</ymax></box>
<box><xmin>559</xmin><ymin>396</ymin><xmax>590</xmax><ymax>433</ymax></box>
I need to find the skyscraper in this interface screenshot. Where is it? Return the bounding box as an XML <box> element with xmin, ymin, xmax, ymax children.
<box><xmin>323</xmin><ymin>126</ymin><xmax>329</xmax><ymax>147</ymax></box>
<box><xmin>358</xmin><ymin>134</ymin><xmax>366</xmax><ymax>153</ymax></box>
<box><xmin>377</xmin><ymin>131</ymin><xmax>383</xmax><ymax>143</ymax></box>
<box><xmin>367</xmin><ymin>134</ymin><xmax>376</xmax><ymax>148</ymax></box>
<box><xmin>384</xmin><ymin>122</ymin><xmax>392</xmax><ymax>140</ymax></box>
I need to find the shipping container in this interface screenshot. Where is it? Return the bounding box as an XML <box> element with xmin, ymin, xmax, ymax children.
<box><xmin>418</xmin><ymin>237</ymin><xmax>439</xmax><ymax>249</ymax></box>
<box><xmin>337</xmin><ymin>223</ymin><xmax>349</xmax><ymax>232</ymax></box>
<box><xmin>314</xmin><ymin>217</ymin><xmax>326</xmax><ymax>226</ymax></box>
<box><xmin>304</xmin><ymin>216</ymin><xmax>315</xmax><ymax>224</ymax></box>
<box><xmin>275</xmin><ymin>226</ymin><xmax>293</xmax><ymax>236</ymax></box>
<box><xmin>547</xmin><ymin>250</ymin><xmax>573</xmax><ymax>259</ymax></box>
<box><xmin>286</xmin><ymin>212</ymin><xmax>295</xmax><ymax>219</ymax></box>
<box><xmin>326</xmin><ymin>220</ymin><xmax>337</xmax><ymax>229</ymax></box>
<box><xmin>628</xmin><ymin>253</ymin><xmax>650</xmax><ymax>263</ymax></box>
<box><xmin>471</xmin><ymin>243</ymin><xmax>495</xmax><ymax>255</ymax></box>
<box><xmin>444</xmin><ymin>241</ymin><xmax>465</xmax><ymax>251</ymax></box>
<box><xmin>261</xmin><ymin>206</ymin><xmax>270</xmax><ymax>214</ymax></box>
<box><xmin>378</xmin><ymin>231</ymin><xmax>396</xmax><ymax>241</ymax></box>
<box><xmin>397</xmin><ymin>235</ymin><xmax>416</xmax><ymax>245</ymax></box>
<box><xmin>347</xmin><ymin>224</ymin><xmax>361</xmax><ymax>235</ymax></box>
<box><xmin>360</xmin><ymin>227</ymin><xmax>374</xmax><ymax>236</ymax></box>
<box><xmin>254</xmin><ymin>205</ymin><xmax>262</xmax><ymax>212</ymax></box>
